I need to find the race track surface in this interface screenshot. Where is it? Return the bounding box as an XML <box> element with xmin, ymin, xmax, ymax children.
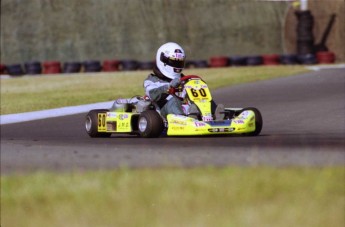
<box><xmin>1</xmin><ymin>69</ymin><xmax>344</xmax><ymax>174</ymax></box>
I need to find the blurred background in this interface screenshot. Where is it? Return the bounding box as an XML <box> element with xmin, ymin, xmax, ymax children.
<box><xmin>1</xmin><ymin>0</ymin><xmax>344</xmax><ymax>70</ymax></box>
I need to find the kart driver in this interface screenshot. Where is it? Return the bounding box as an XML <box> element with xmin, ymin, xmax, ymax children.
<box><xmin>143</xmin><ymin>42</ymin><xmax>224</xmax><ymax>119</ymax></box>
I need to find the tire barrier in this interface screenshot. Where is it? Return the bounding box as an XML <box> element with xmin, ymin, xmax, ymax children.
<box><xmin>120</xmin><ymin>60</ymin><xmax>139</xmax><ymax>71</ymax></box>
<box><xmin>209</xmin><ymin>56</ymin><xmax>229</xmax><ymax>67</ymax></box>
<box><xmin>246</xmin><ymin>56</ymin><xmax>263</xmax><ymax>66</ymax></box>
<box><xmin>103</xmin><ymin>60</ymin><xmax>120</xmax><ymax>72</ymax></box>
<box><xmin>24</xmin><ymin>61</ymin><xmax>42</xmax><ymax>75</ymax></box>
<box><xmin>0</xmin><ymin>64</ymin><xmax>7</xmax><ymax>74</ymax></box>
<box><xmin>185</xmin><ymin>61</ymin><xmax>194</xmax><ymax>68</ymax></box>
<box><xmin>279</xmin><ymin>54</ymin><xmax>299</xmax><ymax>65</ymax></box>
<box><xmin>295</xmin><ymin>10</ymin><xmax>315</xmax><ymax>55</ymax></box>
<box><xmin>316</xmin><ymin>51</ymin><xmax>335</xmax><ymax>64</ymax></box>
<box><xmin>186</xmin><ymin>60</ymin><xmax>208</xmax><ymax>68</ymax></box>
<box><xmin>229</xmin><ymin>56</ymin><xmax>247</xmax><ymax>66</ymax></box>
<box><xmin>139</xmin><ymin>61</ymin><xmax>155</xmax><ymax>70</ymax></box>
<box><xmin>262</xmin><ymin>54</ymin><xmax>280</xmax><ymax>65</ymax></box>
<box><xmin>83</xmin><ymin>60</ymin><xmax>102</xmax><ymax>72</ymax></box>
<box><xmin>6</xmin><ymin>64</ymin><xmax>24</xmax><ymax>76</ymax></box>
<box><xmin>43</xmin><ymin>61</ymin><xmax>62</xmax><ymax>74</ymax></box>
<box><xmin>193</xmin><ymin>60</ymin><xmax>208</xmax><ymax>68</ymax></box>
<box><xmin>297</xmin><ymin>54</ymin><xmax>318</xmax><ymax>65</ymax></box>
<box><xmin>63</xmin><ymin>62</ymin><xmax>81</xmax><ymax>73</ymax></box>
<box><xmin>6</xmin><ymin>50</ymin><xmax>338</xmax><ymax>78</ymax></box>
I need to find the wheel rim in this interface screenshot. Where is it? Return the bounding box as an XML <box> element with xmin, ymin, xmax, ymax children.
<box><xmin>138</xmin><ymin>117</ymin><xmax>148</xmax><ymax>132</ymax></box>
<box><xmin>85</xmin><ymin>116</ymin><xmax>92</xmax><ymax>132</ymax></box>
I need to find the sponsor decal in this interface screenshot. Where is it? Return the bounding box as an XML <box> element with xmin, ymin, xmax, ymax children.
<box><xmin>173</xmin><ymin>53</ymin><xmax>184</xmax><ymax>59</ymax></box>
<box><xmin>195</xmin><ymin>122</ymin><xmax>206</xmax><ymax>127</ymax></box>
<box><xmin>107</xmin><ymin>112</ymin><xmax>117</xmax><ymax>117</ymax></box>
<box><xmin>119</xmin><ymin>114</ymin><xmax>128</xmax><ymax>120</ymax></box>
<box><xmin>208</xmin><ymin>128</ymin><xmax>235</xmax><ymax>133</ymax></box>
<box><xmin>171</xmin><ymin>120</ymin><xmax>187</xmax><ymax>126</ymax></box>
<box><xmin>118</xmin><ymin>122</ymin><xmax>129</xmax><ymax>129</ymax></box>
<box><xmin>171</xmin><ymin>126</ymin><xmax>185</xmax><ymax>131</ymax></box>
<box><xmin>233</xmin><ymin>119</ymin><xmax>245</xmax><ymax>124</ymax></box>
<box><xmin>239</xmin><ymin>111</ymin><xmax>250</xmax><ymax>119</ymax></box>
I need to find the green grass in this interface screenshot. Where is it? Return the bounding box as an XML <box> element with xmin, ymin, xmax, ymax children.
<box><xmin>1</xmin><ymin>167</ymin><xmax>344</xmax><ymax>227</ymax></box>
<box><xmin>0</xmin><ymin>66</ymin><xmax>308</xmax><ymax>114</ymax></box>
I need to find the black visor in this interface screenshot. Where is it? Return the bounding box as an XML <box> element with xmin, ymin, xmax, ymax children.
<box><xmin>160</xmin><ymin>52</ymin><xmax>185</xmax><ymax>68</ymax></box>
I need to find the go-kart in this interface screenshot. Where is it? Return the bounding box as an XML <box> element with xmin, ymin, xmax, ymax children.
<box><xmin>85</xmin><ymin>75</ymin><xmax>262</xmax><ymax>138</ymax></box>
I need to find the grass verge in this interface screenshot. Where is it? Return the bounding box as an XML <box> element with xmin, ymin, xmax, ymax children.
<box><xmin>0</xmin><ymin>66</ymin><xmax>308</xmax><ymax>114</ymax></box>
<box><xmin>2</xmin><ymin>167</ymin><xmax>344</xmax><ymax>227</ymax></box>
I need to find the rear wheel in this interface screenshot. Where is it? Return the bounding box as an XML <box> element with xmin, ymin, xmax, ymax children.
<box><xmin>242</xmin><ymin>107</ymin><xmax>263</xmax><ymax>136</ymax></box>
<box><xmin>138</xmin><ymin>110</ymin><xmax>164</xmax><ymax>138</ymax></box>
<box><xmin>85</xmin><ymin>109</ymin><xmax>111</xmax><ymax>138</ymax></box>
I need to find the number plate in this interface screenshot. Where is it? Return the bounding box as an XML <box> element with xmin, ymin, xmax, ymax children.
<box><xmin>185</xmin><ymin>79</ymin><xmax>212</xmax><ymax>102</ymax></box>
<box><xmin>98</xmin><ymin>113</ymin><xmax>107</xmax><ymax>131</ymax></box>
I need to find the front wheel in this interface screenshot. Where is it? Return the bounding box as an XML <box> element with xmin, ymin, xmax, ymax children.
<box><xmin>242</xmin><ymin>107</ymin><xmax>263</xmax><ymax>136</ymax></box>
<box><xmin>138</xmin><ymin>110</ymin><xmax>164</xmax><ymax>138</ymax></box>
<box><xmin>85</xmin><ymin>109</ymin><xmax>111</xmax><ymax>138</ymax></box>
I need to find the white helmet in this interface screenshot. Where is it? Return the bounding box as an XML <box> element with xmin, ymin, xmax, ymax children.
<box><xmin>156</xmin><ymin>42</ymin><xmax>186</xmax><ymax>80</ymax></box>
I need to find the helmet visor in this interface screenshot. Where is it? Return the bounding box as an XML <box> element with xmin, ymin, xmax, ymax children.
<box><xmin>160</xmin><ymin>52</ymin><xmax>185</xmax><ymax>68</ymax></box>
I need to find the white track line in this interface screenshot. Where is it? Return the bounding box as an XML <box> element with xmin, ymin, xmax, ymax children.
<box><xmin>305</xmin><ymin>64</ymin><xmax>345</xmax><ymax>71</ymax></box>
<box><xmin>0</xmin><ymin>101</ymin><xmax>113</xmax><ymax>125</ymax></box>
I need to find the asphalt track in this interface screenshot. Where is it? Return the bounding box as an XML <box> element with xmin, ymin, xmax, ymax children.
<box><xmin>1</xmin><ymin>68</ymin><xmax>344</xmax><ymax>174</ymax></box>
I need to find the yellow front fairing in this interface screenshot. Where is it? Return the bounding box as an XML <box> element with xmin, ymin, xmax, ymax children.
<box><xmin>167</xmin><ymin>110</ymin><xmax>256</xmax><ymax>136</ymax></box>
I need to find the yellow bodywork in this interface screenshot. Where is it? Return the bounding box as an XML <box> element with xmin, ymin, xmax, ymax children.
<box><xmin>167</xmin><ymin>110</ymin><xmax>256</xmax><ymax>136</ymax></box>
<box><xmin>98</xmin><ymin>112</ymin><xmax>135</xmax><ymax>133</ymax></box>
<box><xmin>167</xmin><ymin>78</ymin><xmax>256</xmax><ymax>136</ymax></box>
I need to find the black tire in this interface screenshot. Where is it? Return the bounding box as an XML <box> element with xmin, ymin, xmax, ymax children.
<box><xmin>120</xmin><ymin>60</ymin><xmax>139</xmax><ymax>71</ymax></box>
<box><xmin>186</xmin><ymin>60</ymin><xmax>208</xmax><ymax>69</ymax></box>
<box><xmin>138</xmin><ymin>110</ymin><xmax>164</xmax><ymax>138</ymax></box>
<box><xmin>297</xmin><ymin>54</ymin><xmax>318</xmax><ymax>65</ymax></box>
<box><xmin>63</xmin><ymin>62</ymin><xmax>81</xmax><ymax>73</ymax></box>
<box><xmin>246</xmin><ymin>56</ymin><xmax>263</xmax><ymax>66</ymax></box>
<box><xmin>279</xmin><ymin>54</ymin><xmax>298</xmax><ymax>65</ymax></box>
<box><xmin>242</xmin><ymin>107</ymin><xmax>263</xmax><ymax>136</ymax></box>
<box><xmin>83</xmin><ymin>60</ymin><xmax>102</xmax><ymax>72</ymax></box>
<box><xmin>85</xmin><ymin>109</ymin><xmax>111</xmax><ymax>138</ymax></box>
<box><xmin>7</xmin><ymin>64</ymin><xmax>24</xmax><ymax>76</ymax></box>
<box><xmin>230</xmin><ymin>56</ymin><xmax>247</xmax><ymax>66</ymax></box>
<box><xmin>25</xmin><ymin>61</ymin><xmax>42</xmax><ymax>75</ymax></box>
<box><xmin>139</xmin><ymin>61</ymin><xmax>154</xmax><ymax>70</ymax></box>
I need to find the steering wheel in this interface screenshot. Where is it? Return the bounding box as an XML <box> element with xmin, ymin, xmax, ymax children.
<box><xmin>168</xmin><ymin>75</ymin><xmax>203</xmax><ymax>94</ymax></box>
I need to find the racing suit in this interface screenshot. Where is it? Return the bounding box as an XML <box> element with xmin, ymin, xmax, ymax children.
<box><xmin>144</xmin><ymin>67</ymin><xmax>223</xmax><ymax>120</ymax></box>
<box><xmin>143</xmin><ymin>68</ymin><xmax>185</xmax><ymax>118</ymax></box>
